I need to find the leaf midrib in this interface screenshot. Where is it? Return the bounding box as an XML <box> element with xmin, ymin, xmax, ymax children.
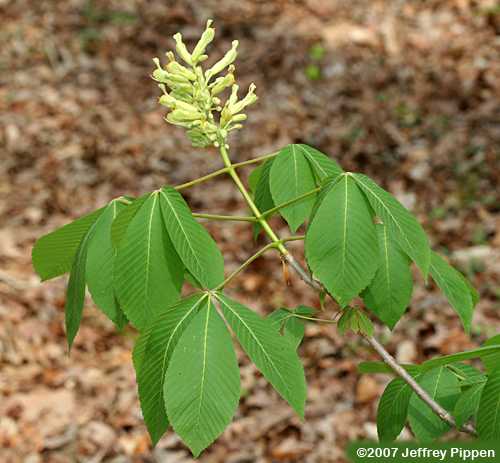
<box><xmin>161</xmin><ymin>295</ymin><xmax>207</xmax><ymax>379</ymax></box>
<box><xmin>298</xmin><ymin>145</ymin><xmax>326</xmax><ymax>179</ymax></box>
<box><xmin>341</xmin><ymin>176</ymin><xmax>348</xmax><ymax>280</ymax></box>
<box><xmin>430</xmin><ymin>257</ymin><xmax>472</xmax><ymax>326</ymax></box>
<box><xmin>142</xmin><ymin>195</ymin><xmax>158</xmax><ymax>315</ymax></box>
<box><xmin>381</xmin><ymin>226</ymin><xmax>393</xmax><ymax>311</ymax></box>
<box><xmin>354</xmin><ymin>175</ymin><xmax>421</xmax><ymax>263</ymax></box>
<box><xmin>194</xmin><ymin>298</ymin><xmax>211</xmax><ymax>433</ymax></box>
<box><xmin>217</xmin><ymin>295</ymin><xmax>292</xmax><ymax>398</ymax></box>
<box><xmin>290</xmin><ymin>145</ymin><xmax>300</xmax><ymax>223</ymax></box>
<box><xmin>144</xmin><ymin>295</ymin><xmax>207</xmax><ymax>407</ymax></box>
<box><xmin>161</xmin><ymin>189</ymin><xmax>205</xmax><ymax>285</ymax></box>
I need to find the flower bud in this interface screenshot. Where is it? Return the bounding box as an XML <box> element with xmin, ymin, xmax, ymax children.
<box><xmin>159</xmin><ymin>93</ymin><xmax>177</xmax><ymax>109</ymax></box>
<box><xmin>231</xmin><ymin>113</ymin><xmax>247</xmax><ymax>122</ymax></box>
<box><xmin>152</xmin><ymin>68</ymin><xmax>169</xmax><ymax>83</ymax></box>
<box><xmin>167</xmin><ymin>109</ymin><xmax>203</xmax><ymax>123</ymax></box>
<box><xmin>228</xmin><ymin>84</ymin><xmax>239</xmax><ymax>107</ymax></box>
<box><xmin>172</xmin><ymin>98</ymin><xmax>201</xmax><ymax>114</ymax></box>
<box><xmin>152</xmin><ymin>58</ymin><xmax>170</xmax><ymax>83</ymax></box>
<box><xmin>192</xmin><ymin>20</ymin><xmax>215</xmax><ymax>63</ymax></box>
<box><xmin>205</xmin><ymin>40</ymin><xmax>238</xmax><ymax>80</ymax></box>
<box><xmin>210</xmin><ymin>72</ymin><xmax>235</xmax><ymax>96</ymax></box>
<box><xmin>166</xmin><ymin>61</ymin><xmax>196</xmax><ymax>81</ymax></box>
<box><xmin>173</xmin><ymin>33</ymin><xmax>192</xmax><ymax>65</ymax></box>
<box><xmin>229</xmin><ymin>83</ymin><xmax>257</xmax><ymax>114</ymax></box>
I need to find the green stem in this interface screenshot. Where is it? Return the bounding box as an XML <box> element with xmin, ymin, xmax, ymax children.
<box><xmin>282</xmin><ymin>313</ymin><xmax>337</xmax><ymax>324</ymax></box>
<box><xmin>192</xmin><ymin>212</ymin><xmax>257</xmax><ymax>222</ymax></box>
<box><xmin>261</xmin><ymin>187</ymin><xmax>320</xmax><ymax>217</ymax></box>
<box><xmin>215</xmin><ymin>235</ymin><xmax>304</xmax><ymax>290</ymax></box>
<box><xmin>218</xmin><ymin>144</ymin><xmax>287</xmax><ymax>254</ymax></box>
<box><xmin>174</xmin><ymin>151</ymin><xmax>278</xmax><ymax>191</ymax></box>
<box><xmin>215</xmin><ymin>242</ymin><xmax>279</xmax><ymax>290</ymax></box>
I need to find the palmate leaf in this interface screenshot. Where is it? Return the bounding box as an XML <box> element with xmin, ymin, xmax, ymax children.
<box><xmin>363</xmin><ymin>223</ymin><xmax>413</xmax><ymax>329</ymax></box>
<box><xmin>298</xmin><ymin>144</ymin><xmax>343</xmax><ymax>182</ymax></box>
<box><xmin>248</xmin><ymin>163</ymin><xmax>263</xmax><ymax>193</ymax></box>
<box><xmin>267</xmin><ymin>306</ymin><xmax>314</xmax><ymax>349</ymax></box>
<box><xmin>165</xmin><ymin>296</ymin><xmax>240</xmax><ymax>457</ymax></box>
<box><xmin>352</xmin><ymin>173</ymin><xmax>430</xmax><ymax>277</ymax></box>
<box><xmin>159</xmin><ymin>186</ymin><xmax>224</xmax><ymax>289</ymax></box>
<box><xmin>216</xmin><ymin>293</ymin><xmax>307</xmax><ymax>417</ymax></box>
<box><xmin>86</xmin><ymin>200</ymin><xmax>128</xmax><ymax>328</ymax></box>
<box><xmin>481</xmin><ymin>335</ymin><xmax>500</xmax><ymax>373</ymax></box>
<box><xmin>430</xmin><ymin>251</ymin><xmax>475</xmax><ymax>333</ymax></box>
<box><xmin>454</xmin><ymin>382</ymin><xmax>485</xmax><ymax>427</ymax></box>
<box><xmin>111</xmin><ymin>193</ymin><xmax>150</xmax><ymax>248</ymax></box>
<box><xmin>377</xmin><ymin>377</ymin><xmax>416</xmax><ymax>441</ymax></box>
<box><xmin>65</xmin><ymin>222</ymin><xmax>98</xmax><ymax>349</ymax></box>
<box><xmin>357</xmin><ymin>362</ymin><xmax>420</xmax><ymax>375</ymax></box>
<box><xmin>32</xmin><ymin>206</ymin><xmax>105</xmax><ymax>281</ymax></box>
<box><xmin>114</xmin><ymin>192</ymin><xmax>183</xmax><ymax>329</ymax></box>
<box><xmin>305</xmin><ymin>174</ymin><xmax>379</xmax><ymax>307</ymax></box>
<box><xmin>252</xmin><ymin>158</ymin><xmax>275</xmax><ymax>238</ymax></box>
<box><xmin>133</xmin><ymin>294</ymin><xmax>206</xmax><ymax>445</ymax></box>
<box><xmin>477</xmin><ymin>368</ymin><xmax>500</xmax><ymax>440</ymax></box>
<box><xmin>448</xmin><ymin>363</ymin><xmax>486</xmax><ymax>387</ymax></box>
<box><xmin>270</xmin><ymin>144</ymin><xmax>317</xmax><ymax>232</ymax></box>
<box><xmin>408</xmin><ymin>366</ymin><xmax>460</xmax><ymax>442</ymax></box>
<box><xmin>308</xmin><ymin>174</ymin><xmax>343</xmax><ymax>225</ymax></box>
<box><xmin>360</xmin><ymin>346</ymin><xmax>500</xmax><ymax>375</ymax></box>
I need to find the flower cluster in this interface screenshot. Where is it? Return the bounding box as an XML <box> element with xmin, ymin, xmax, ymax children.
<box><xmin>152</xmin><ymin>20</ymin><xmax>257</xmax><ymax>148</ymax></box>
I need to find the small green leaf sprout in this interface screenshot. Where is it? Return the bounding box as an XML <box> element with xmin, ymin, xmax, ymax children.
<box><xmin>152</xmin><ymin>20</ymin><xmax>258</xmax><ymax>148</ymax></box>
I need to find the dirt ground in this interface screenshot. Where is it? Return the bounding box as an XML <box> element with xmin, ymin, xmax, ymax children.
<box><xmin>1</xmin><ymin>1</ymin><xmax>499</xmax><ymax>462</ymax></box>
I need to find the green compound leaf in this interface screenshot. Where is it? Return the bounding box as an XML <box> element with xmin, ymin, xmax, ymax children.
<box><xmin>353</xmin><ymin>173</ymin><xmax>430</xmax><ymax>277</ymax></box>
<box><xmin>408</xmin><ymin>366</ymin><xmax>461</xmax><ymax>442</ymax></box>
<box><xmin>298</xmin><ymin>144</ymin><xmax>343</xmax><ymax>182</ymax></box>
<box><xmin>454</xmin><ymin>382</ymin><xmax>485</xmax><ymax>427</ymax></box>
<box><xmin>477</xmin><ymin>368</ymin><xmax>500</xmax><ymax>440</ymax></box>
<box><xmin>267</xmin><ymin>306</ymin><xmax>314</xmax><ymax>349</ymax></box>
<box><xmin>305</xmin><ymin>174</ymin><xmax>379</xmax><ymax>307</ymax></box>
<box><xmin>86</xmin><ymin>200</ymin><xmax>128</xmax><ymax>328</ymax></box>
<box><xmin>377</xmin><ymin>377</ymin><xmax>416</xmax><ymax>441</ymax></box>
<box><xmin>111</xmin><ymin>193</ymin><xmax>150</xmax><ymax>248</ymax></box>
<box><xmin>248</xmin><ymin>163</ymin><xmax>263</xmax><ymax>193</ymax></box>
<box><xmin>430</xmin><ymin>251</ymin><xmax>475</xmax><ymax>334</ymax></box>
<box><xmin>308</xmin><ymin>174</ymin><xmax>343</xmax><ymax>225</ymax></box>
<box><xmin>253</xmin><ymin>158</ymin><xmax>275</xmax><ymax>238</ymax></box>
<box><xmin>270</xmin><ymin>144</ymin><xmax>317</xmax><ymax>232</ymax></box>
<box><xmin>357</xmin><ymin>362</ymin><xmax>420</xmax><ymax>375</ymax></box>
<box><xmin>447</xmin><ymin>363</ymin><xmax>486</xmax><ymax>387</ymax></box>
<box><xmin>165</xmin><ymin>297</ymin><xmax>240</xmax><ymax>457</ymax></box>
<box><xmin>133</xmin><ymin>294</ymin><xmax>206</xmax><ymax>445</ymax></box>
<box><xmin>481</xmin><ymin>335</ymin><xmax>500</xmax><ymax>373</ymax></box>
<box><xmin>114</xmin><ymin>192</ymin><xmax>183</xmax><ymax>330</ymax></box>
<box><xmin>32</xmin><ymin>207</ymin><xmax>105</xmax><ymax>281</ymax></box>
<box><xmin>159</xmin><ymin>186</ymin><xmax>224</xmax><ymax>289</ymax></box>
<box><xmin>216</xmin><ymin>293</ymin><xmax>307</xmax><ymax>417</ymax></box>
<box><xmin>65</xmin><ymin>222</ymin><xmax>98</xmax><ymax>349</ymax></box>
<box><xmin>363</xmin><ymin>223</ymin><xmax>413</xmax><ymax>329</ymax></box>
<box><xmin>413</xmin><ymin>345</ymin><xmax>500</xmax><ymax>372</ymax></box>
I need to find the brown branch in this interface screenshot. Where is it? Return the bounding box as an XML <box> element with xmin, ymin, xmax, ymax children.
<box><xmin>283</xmin><ymin>255</ymin><xmax>477</xmax><ymax>436</ymax></box>
<box><xmin>365</xmin><ymin>335</ymin><xmax>476</xmax><ymax>435</ymax></box>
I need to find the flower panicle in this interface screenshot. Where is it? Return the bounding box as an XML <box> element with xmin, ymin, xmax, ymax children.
<box><xmin>152</xmin><ymin>20</ymin><xmax>257</xmax><ymax>148</ymax></box>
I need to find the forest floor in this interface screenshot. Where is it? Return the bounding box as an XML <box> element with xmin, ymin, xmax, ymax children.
<box><xmin>1</xmin><ymin>1</ymin><xmax>499</xmax><ymax>462</ymax></box>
